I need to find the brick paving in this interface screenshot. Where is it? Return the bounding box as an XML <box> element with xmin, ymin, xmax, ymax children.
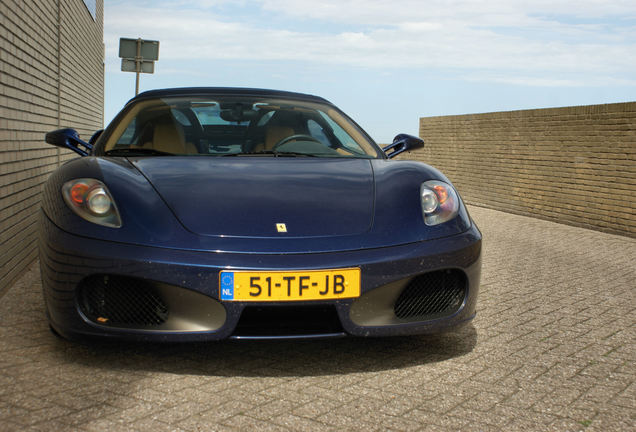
<box><xmin>0</xmin><ymin>206</ymin><xmax>634</xmax><ymax>431</ymax></box>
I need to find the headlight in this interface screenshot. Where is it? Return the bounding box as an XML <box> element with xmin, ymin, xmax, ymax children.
<box><xmin>62</xmin><ymin>179</ymin><xmax>122</xmax><ymax>228</ymax></box>
<box><xmin>420</xmin><ymin>180</ymin><xmax>459</xmax><ymax>226</ymax></box>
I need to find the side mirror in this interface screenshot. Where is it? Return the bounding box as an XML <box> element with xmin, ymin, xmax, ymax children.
<box><xmin>383</xmin><ymin>133</ymin><xmax>424</xmax><ymax>159</ymax></box>
<box><xmin>45</xmin><ymin>128</ymin><xmax>93</xmax><ymax>157</ymax></box>
<box><xmin>89</xmin><ymin>129</ymin><xmax>104</xmax><ymax>146</ymax></box>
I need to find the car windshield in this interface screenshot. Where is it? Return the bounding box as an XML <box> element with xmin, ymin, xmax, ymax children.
<box><xmin>102</xmin><ymin>96</ymin><xmax>380</xmax><ymax>158</ymax></box>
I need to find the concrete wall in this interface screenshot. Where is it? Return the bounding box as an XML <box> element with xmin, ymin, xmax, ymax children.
<box><xmin>411</xmin><ymin>103</ymin><xmax>635</xmax><ymax>237</ymax></box>
<box><xmin>0</xmin><ymin>0</ymin><xmax>104</xmax><ymax>293</ymax></box>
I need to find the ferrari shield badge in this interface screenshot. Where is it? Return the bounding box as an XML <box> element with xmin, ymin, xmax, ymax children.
<box><xmin>276</xmin><ymin>223</ymin><xmax>287</xmax><ymax>233</ymax></box>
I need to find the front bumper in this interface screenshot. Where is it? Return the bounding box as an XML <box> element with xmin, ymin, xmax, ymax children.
<box><xmin>39</xmin><ymin>212</ymin><xmax>481</xmax><ymax>341</ymax></box>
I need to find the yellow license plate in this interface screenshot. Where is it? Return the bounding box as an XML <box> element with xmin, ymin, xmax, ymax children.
<box><xmin>219</xmin><ymin>268</ymin><xmax>360</xmax><ymax>301</ymax></box>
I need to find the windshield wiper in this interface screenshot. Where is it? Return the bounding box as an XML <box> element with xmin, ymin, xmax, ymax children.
<box><xmin>237</xmin><ymin>150</ymin><xmax>317</xmax><ymax>157</ymax></box>
<box><xmin>104</xmin><ymin>148</ymin><xmax>175</xmax><ymax>156</ymax></box>
<box><xmin>277</xmin><ymin>151</ymin><xmax>318</xmax><ymax>157</ymax></box>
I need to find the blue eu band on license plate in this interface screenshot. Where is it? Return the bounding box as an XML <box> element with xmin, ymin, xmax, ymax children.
<box><xmin>220</xmin><ymin>272</ymin><xmax>235</xmax><ymax>300</ymax></box>
<box><xmin>219</xmin><ymin>268</ymin><xmax>360</xmax><ymax>302</ymax></box>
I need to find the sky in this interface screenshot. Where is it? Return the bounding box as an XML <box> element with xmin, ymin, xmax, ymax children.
<box><xmin>103</xmin><ymin>0</ymin><xmax>636</xmax><ymax>143</ymax></box>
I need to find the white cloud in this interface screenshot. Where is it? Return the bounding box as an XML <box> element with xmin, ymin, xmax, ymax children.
<box><xmin>104</xmin><ymin>0</ymin><xmax>636</xmax><ymax>87</ymax></box>
<box><xmin>258</xmin><ymin>0</ymin><xmax>636</xmax><ymax>23</ymax></box>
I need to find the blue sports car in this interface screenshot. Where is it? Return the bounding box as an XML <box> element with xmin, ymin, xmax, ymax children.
<box><xmin>40</xmin><ymin>87</ymin><xmax>481</xmax><ymax>341</ymax></box>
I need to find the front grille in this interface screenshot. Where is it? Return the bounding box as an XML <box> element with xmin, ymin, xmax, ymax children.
<box><xmin>234</xmin><ymin>304</ymin><xmax>343</xmax><ymax>337</ymax></box>
<box><xmin>77</xmin><ymin>275</ymin><xmax>169</xmax><ymax>327</ymax></box>
<box><xmin>394</xmin><ymin>270</ymin><xmax>466</xmax><ymax>320</ymax></box>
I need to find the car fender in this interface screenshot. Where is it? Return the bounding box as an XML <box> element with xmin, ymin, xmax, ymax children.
<box><xmin>41</xmin><ymin>157</ymin><xmax>184</xmax><ymax>245</ymax></box>
<box><xmin>370</xmin><ymin>159</ymin><xmax>471</xmax><ymax>243</ymax></box>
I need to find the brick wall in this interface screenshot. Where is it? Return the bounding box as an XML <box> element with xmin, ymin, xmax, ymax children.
<box><xmin>0</xmin><ymin>0</ymin><xmax>104</xmax><ymax>293</ymax></box>
<box><xmin>410</xmin><ymin>103</ymin><xmax>635</xmax><ymax>237</ymax></box>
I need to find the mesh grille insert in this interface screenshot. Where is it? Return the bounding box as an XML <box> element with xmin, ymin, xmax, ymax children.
<box><xmin>394</xmin><ymin>270</ymin><xmax>466</xmax><ymax>320</ymax></box>
<box><xmin>78</xmin><ymin>275</ymin><xmax>168</xmax><ymax>327</ymax></box>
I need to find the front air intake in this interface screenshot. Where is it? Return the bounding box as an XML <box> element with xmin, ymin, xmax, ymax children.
<box><xmin>77</xmin><ymin>275</ymin><xmax>169</xmax><ymax>327</ymax></box>
<box><xmin>394</xmin><ymin>270</ymin><xmax>466</xmax><ymax>320</ymax></box>
<box><xmin>234</xmin><ymin>304</ymin><xmax>343</xmax><ymax>337</ymax></box>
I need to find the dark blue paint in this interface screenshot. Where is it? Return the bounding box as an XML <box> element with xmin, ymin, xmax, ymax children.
<box><xmin>383</xmin><ymin>133</ymin><xmax>425</xmax><ymax>158</ymax></box>
<box><xmin>39</xmin><ymin>87</ymin><xmax>482</xmax><ymax>341</ymax></box>
<box><xmin>132</xmin><ymin>157</ymin><xmax>375</xmax><ymax>238</ymax></box>
<box><xmin>45</xmin><ymin>128</ymin><xmax>93</xmax><ymax>156</ymax></box>
<box><xmin>42</xmin><ymin>156</ymin><xmax>471</xmax><ymax>253</ymax></box>
<box><xmin>40</xmin><ymin>211</ymin><xmax>481</xmax><ymax>341</ymax></box>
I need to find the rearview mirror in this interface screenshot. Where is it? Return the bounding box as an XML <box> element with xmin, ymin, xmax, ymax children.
<box><xmin>382</xmin><ymin>134</ymin><xmax>424</xmax><ymax>159</ymax></box>
<box><xmin>45</xmin><ymin>128</ymin><xmax>93</xmax><ymax>157</ymax></box>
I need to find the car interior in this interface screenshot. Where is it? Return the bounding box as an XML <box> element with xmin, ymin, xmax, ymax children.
<box><xmin>109</xmin><ymin>99</ymin><xmax>373</xmax><ymax>158</ymax></box>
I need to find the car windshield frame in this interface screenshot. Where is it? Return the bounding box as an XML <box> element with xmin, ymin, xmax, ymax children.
<box><xmin>97</xmin><ymin>94</ymin><xmax>383</xmax><ymax>159</ymax></box>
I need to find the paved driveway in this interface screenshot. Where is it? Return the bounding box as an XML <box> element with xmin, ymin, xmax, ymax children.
<box><xmin>1</xmin><ymin>207</ymin><xmax>634</xmax><ymax>431</ymax></box>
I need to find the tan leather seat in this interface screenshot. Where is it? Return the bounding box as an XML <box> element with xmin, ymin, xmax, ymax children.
<box><xmin>264</xmin><ymin>126</ymin><xmax>295</xmax><ymax>150</ymax></box>
<box><xmin>251</xmin><ymin>126</ymin><xmax>295</xmax><ymax>152</ymax></box>
<box><xmin>146</xmin><ymin>120</ymin><xmax>198</xmax><ymax>154</ymax></box>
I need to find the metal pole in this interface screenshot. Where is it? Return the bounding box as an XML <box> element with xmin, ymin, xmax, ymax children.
<box><xmin>135</xmin><ymin>38</ymin><xmax>141</xmax><ymax>95</ymax></box>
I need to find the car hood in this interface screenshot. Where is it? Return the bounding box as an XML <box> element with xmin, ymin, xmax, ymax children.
<box><xmin>131</xmin><ymin>157</ymin><xmax>375</xmax><ymax>238</ymax></box>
